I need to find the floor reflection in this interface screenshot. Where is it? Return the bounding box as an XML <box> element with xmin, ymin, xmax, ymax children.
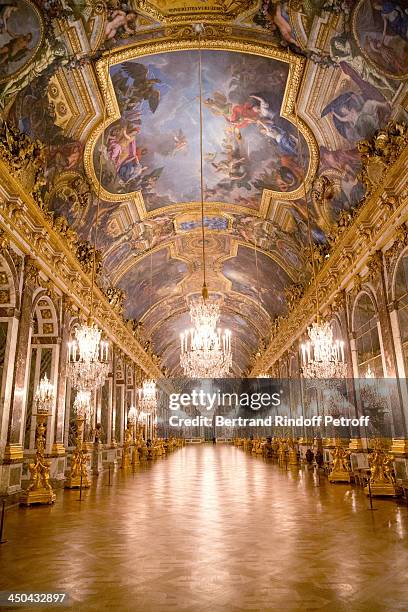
<box><xmin>1</xmin><ymin>444</ymin><xmax>408</xmax><ymax>611</ymax></box>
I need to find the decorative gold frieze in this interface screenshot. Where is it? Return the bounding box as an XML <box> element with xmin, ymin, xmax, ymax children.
<box><xmin>105</xmin><ymin>286</ymin><xmax>126</xmax><ymax>316</ymax></box>
<box><xmin>358</xmin><ymin>122</ymin><xmax>408</xmax><ymax>197</ymax></box>
<box><xmin>0</xmin><ymin>121</ymin><xmax>46</xmax><ymax>209</ymax></box>
<box><xmin>0</xmin><ymin>229</ymin><xmax>9</xmax><ymax>252</ymax></box>
<box><xmin>366</xmin><ymin>251</ymin><xmax>383</xmax><ymax>282</ymax></box>
<box><xmin>76</xmin><ymin>241</ymin><xmax>102</xmax><ymax>276</ymax></box>
<box><xmin>24</xmin><ymin>258</ymin><xmax>40</xmax><ymax>287</ymax></box>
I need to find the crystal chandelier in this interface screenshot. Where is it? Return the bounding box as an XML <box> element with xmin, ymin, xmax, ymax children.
<box><xmin>73</xmin><ymin>390</ymin><xmax>92</xmax><ymax>419</ymax></box>
<box><xmin>34</xmin><ymin>374</ymin><xmax>54</xmax><ymax>414</ymax></box>
<box><xmin>67</xmin><ymin>54</ymin><xmax>112</xmax><ymax>393</ymax></box>
<box><xmin>128</xmin><ymin>406</ymin><xmax>137</xmax><ymax>425</ymax></box>
<box><xmin>301</xmin><ymin>318</ymin><xmax>347</xmax><ymax>379</ymax></box>
<box><xmin>180</xmin><ymin>296</ymin><xmax>232</xmax><ymax>378</ymax></box>
<box><xmin>179</xmin><ymin>33</ymin><xmax>233</xmax><ymax>378</ymax></box>
<box><xmin>365</xmin><ymin>365</ymin><xmax>375</xmax><ymax>379</ymax></box>
<box><xmin>138</xmin><ymin>379</ymin><xmax>157</xmax><ymax>413</ymax></box>
<box><xmin>67</xmin><ymin>320</ymin><xmax>109</xmax><ymax>391</ymax></box>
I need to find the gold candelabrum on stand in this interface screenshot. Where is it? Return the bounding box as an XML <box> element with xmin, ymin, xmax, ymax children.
<box><xmin>121</xmin><ymin>424</ymin><xmax>133</xmax><ymax>469</ymax></box>
<box><xmin>128</xmin><ymin>406</ymin><xmax>139</xmax><ymax>466</ymax></box>
<box><xmin>277</xmin><ymin>438</ymin><xmax>287</xmax><ymax>465</ymax></box>
<box><xmin>65</xmin><ymin>391</ymin><xmax>91</xmax><ymax>489</ymax></box>
<box><xmin>21</xmin><ymin>374</ymin><xmax>56</xmax><ymax>506</ymax></box>
<box><xmin>287</xmin><ymin>438</ymin><xmax>299</xmax><ymax>466</ymax></box>
<box><xmin>364</xmin><ymin>439</ymin><xmax>399</xmax><ymax>497</ymax></box>
<box><xmin>328</xmin><ymin>439</ymin><xmax>351</xmax><ymax>483</ymax></box>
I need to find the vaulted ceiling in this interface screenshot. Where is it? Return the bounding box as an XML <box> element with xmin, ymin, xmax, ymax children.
<box><xmin>4</xmin><ymin>0</ymin><xmax>407</xmax><ymax>375</ymax></box>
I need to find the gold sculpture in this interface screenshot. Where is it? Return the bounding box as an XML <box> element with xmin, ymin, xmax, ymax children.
<box><xmin>277</xmin><ymin>438</ymin><xmax>287</xmax><ymax>464</ymax></box>
<box><xmin>358</xmin><ymin>121</ymin><xmax>408</xmax><ymax>196</ymax></box>
<box><xmin>121</xmin><ymin>426</ymin><xmax>132</xmax><ymax>469</ymax></box>
<box><xmin>364</xmin><ymin>440</ymin><xmax>399</xmax><ymax>497</ymax></box>
<box><xmin>287</xmin><ymin>438</ymin><xmax>299</xmax><ymax>466</ymax></box>
<box><xmin>20</xmin><ymin>413</ymin><xmax>56</xmax><ymax>506</ymax></box>
<box><xmin>328</xmin><ymin>440</ymin><xmax>351</xmax><ymax>483</ymax></box>
<box><xmin>65</xmin><ymin>417</ymin><xmax>90</xmax><ymax>489</ymax></box>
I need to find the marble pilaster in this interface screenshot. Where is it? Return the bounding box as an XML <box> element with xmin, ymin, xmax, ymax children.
<box><xmin>4</xmin><ymin>257</ymin><xmax>38</xmax><ymax>459</ymax></box>
<box><xmin>52</xmin><ymin>297</ymin><xmax>71</xmax><ymax>455</ymax></box>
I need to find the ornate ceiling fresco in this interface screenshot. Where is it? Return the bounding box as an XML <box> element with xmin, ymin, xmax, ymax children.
<box><xmin>1</xmin><ymin>0</ymin><xmax>407</xmax><ymax>375</ymax></box>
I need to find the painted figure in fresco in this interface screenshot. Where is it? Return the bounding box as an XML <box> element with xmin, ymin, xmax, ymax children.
<box><xmin>253</xmin><ymin>1</ymin><xmax>298</xmax><ymax>47</ymax></box>
<box><xmin>0</xmin><ymin>3</ymin><xmax>18</xmax><ymax>34</ymax></box>
<box><xmin>0</xmin><ymin>31</ymin><xmax>32</xmax><ymax>68</ymax></box>
<box><xmin>319</xmin><ymin>147</ymin><xmax>364</xmax><ymax>209</ymax></box>
<box><xmin>372</xmin><ymin>1</ymin><xmax>408</xmax><ymax>42</ymax></box>
<box><xmin>321</xmin><ymin>86</ymin><xmax>390</xmax><ymax>143</ymax></box>
<box><xmin>329</xmin><ymin>33</ymin><xmax>397</xmax><ymax>98</ymax></box>
<box><xmin>352</xmin><ymin>1</ymin><xmax>408</xmax><ymax>76</ymax></box>
<box><xmin>105</xmin><ymin>9</ymin><xmax>138</xmax><ymax>41</ymax></box>
<box><xmin>112</xmin><ymin>63</ymin><xmax>161</xmax><ymax>114</ymax></box>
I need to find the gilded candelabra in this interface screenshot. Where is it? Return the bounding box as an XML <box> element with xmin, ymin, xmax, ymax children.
<box><xmin>127</xmin><ymin>407</ymin><xmax>139</xmax><ymax>466</ymax></box>
<box><xmin>121</xmin><ymin>425</ymin><xmax>132</xmax><ymax>469</ymax></box>
<box><xmin>65</xmin><ymin>416</ymin><xmax>90</xmax><ymax>489</ymax></box>
<box><xmin>277</xmin><ymin>438</ymin><xmax>287</xmax><ymax>464</ymax></box>
<box><xmin>328</xmin><ymin>439</ymin><xmax>351</xmax><ymax>483</ymax></box>
<box><xmin>364</xmin><ymin>439</ymin><xmax>399</xmax><ymax>497</ymax></box>
<box><xmin>287</xmin><ymin>438</ymin><xmax>299</xmax><ymax>465</ymax></box>
<box><xmin>20</xmin><ymin>412</ymin><xmax>56</xmax><ymax>506</ymax></box>
<box><xmin>21</xmin><ymin>374</ymin><xmax>56</xmax><ymax>505</ymax></box>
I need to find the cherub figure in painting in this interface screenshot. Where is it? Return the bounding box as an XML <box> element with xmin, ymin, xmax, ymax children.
<box><xmin>105</xmin><ymin>9</ymin><xmax>138</xmax><ymax>41</ymax></box>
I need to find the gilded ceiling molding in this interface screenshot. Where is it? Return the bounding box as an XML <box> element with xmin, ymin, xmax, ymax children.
<box><xmin>137</xmin><ymin>0</ymin><xmax>259</xmax><ymax>25</ymax></box>
<box><xmin>83</xmin><ymin>36</ymin><xmax>319</xmax><ymax>217</ymax></box>
<box><xmin>250</xmin><ymin>139</ymin><xmax>408</xmax><ymax>376</ymax></box>
<box><xmin>0</xmin><ymin>160</ymin><xmax>166</xmax><ymax>385</ymax></box>
<box><xmin>384</xmin><ymin>223</ymin><xmax>408</xmax><ymax>298</ymax></box>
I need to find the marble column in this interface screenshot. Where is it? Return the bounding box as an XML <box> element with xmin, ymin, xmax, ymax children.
<box><xmin>4</xmin><ymin>257</ymin><xmax>38</xmax><ymax>460</ymax></box>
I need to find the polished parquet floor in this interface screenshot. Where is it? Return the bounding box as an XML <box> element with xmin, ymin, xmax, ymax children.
<box><xmin>1</xmin><ymin>444</ymin><xmax>408</xmax><ymax>612</ymax></box>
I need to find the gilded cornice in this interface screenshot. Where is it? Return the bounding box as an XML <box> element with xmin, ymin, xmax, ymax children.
<box><xmin>0</xmin><ymin>159</ymin><xmax>167</xmax><ymax>387</ymax></box>
<box><xmin>250</xmin><ymin>143</ymin><xmax>408</xmax><ymax>376</ymax></box>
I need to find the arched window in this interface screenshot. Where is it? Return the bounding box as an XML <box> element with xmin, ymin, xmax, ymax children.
<box><xmin>394</xmin><ymin>250</ymin><xmax>408</xmax><ymax>372</ymax></box>
<box><xmin>24</xmin><ymin>294</ymin><xmax>59</xmax><ymax>451</ymax></box>
<box><xmin>353</xmin><ymin>292</ymin><xmax>383</xmax><ymax>377</ymax></box>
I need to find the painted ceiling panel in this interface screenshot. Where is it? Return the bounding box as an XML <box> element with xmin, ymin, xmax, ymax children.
<box><xmin>93</xmin><ymin>50</ymin><xmax>310</xmax><ymax>210</ymax></box>
<box><xmin>118</xmin><ymin>247</ymin><xmax>189</xmax><ymax>321</ymax></box>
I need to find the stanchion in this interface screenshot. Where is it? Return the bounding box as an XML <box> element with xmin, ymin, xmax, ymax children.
<box><xmin>108</xmin><ymin>464</ymin><xmax>112</xmax><ymax>486</ymax></box>
<box><xmin>367</xmin><ymin>477</ymin><xmax>377</xmax><ymax>511</ymax></box>
<box><xmin>0</xmin><ymin>500</ymin><xmax>7</xmax><ymax>544</ymax></box>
